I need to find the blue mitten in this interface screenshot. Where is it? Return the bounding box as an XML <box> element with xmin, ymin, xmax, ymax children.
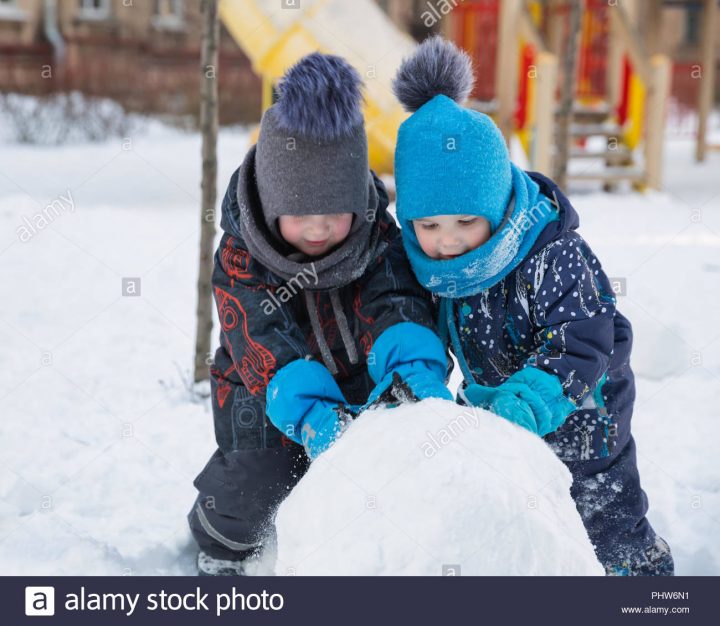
<box><xmin>459</xmin><ymin>383</ymin><xmax>536</xmax><ymax>433</ymax></box>
<box><xmin>266</xmin><ymin>359</ymin><xmax>350</xmax><ymax>459</ymax></box>
<box><xmin>459</xmin><ymin>368</ymin><xmax>575</xmax><ymax>437</ymax></box>
<box><xmin>366</xmin><ymin>322</ymin><xmax>452</xmax><ymax>407</ymax></box>
<box><xmin>488</xmin><ymin>390</ymin><xmax>539</xmax><ymax>434</ymax></box>
<box><xmin>458</xmin><ymin>383</ymin><xmax>498</xmax><ymax>409</ymax></box>
<box><xmin>497</xmin><ymin>368</ymin><xmax>576</xmax><ymax>436</ymax></box>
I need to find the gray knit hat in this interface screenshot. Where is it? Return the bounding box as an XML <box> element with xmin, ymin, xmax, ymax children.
<box><xmin>255</xmin><ymin>53</ymin><xmax>371</xmax><ymax>240</ymax></box>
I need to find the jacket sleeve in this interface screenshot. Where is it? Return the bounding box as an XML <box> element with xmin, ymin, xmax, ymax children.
<box><xmin>519</xmin><ymin>232</ymin><xmax>618</xmax><ymax>407</ymax></box>
<box><xmin>351</xmin><ymin>211</ymin><xmax>437</xmax><ymax>358</ymax></box>
<box><xmin>212</xmin><ymin>231</ymin><xmax>312</xmax><ymax>399</ymax></box>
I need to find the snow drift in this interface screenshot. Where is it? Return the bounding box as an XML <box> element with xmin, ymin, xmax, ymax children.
<box><xmin>274</xmin><ymin>399</ymin><xmax>604</xmax><ymax>575</ymax></box>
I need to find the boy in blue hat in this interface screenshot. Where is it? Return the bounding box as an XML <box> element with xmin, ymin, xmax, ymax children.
<box><xmin>392</xmin><ymin>37</ymin><xmax>674</xmax><ymax>576</ymax></box>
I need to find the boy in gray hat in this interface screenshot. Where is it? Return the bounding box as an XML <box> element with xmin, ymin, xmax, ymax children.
<box><xmin>188</xmin><ymin>53</ymin><xmax>452</xmax><ymax>575</ymax></box>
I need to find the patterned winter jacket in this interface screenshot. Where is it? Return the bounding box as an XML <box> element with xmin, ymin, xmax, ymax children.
<box><xmin>209</xmin><ymin>166</ymin><xmax>436</xmax><ymax>453</ymax></box>
<box><xmin>442</xmin><ymin>173</ymin><xmax>635</xmax><ymax>462</ymax></box>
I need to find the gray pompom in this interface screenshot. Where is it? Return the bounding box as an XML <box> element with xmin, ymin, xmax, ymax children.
<box><xmin>392</xmin><ymin>36</ymin><xmax>475</xmax><ymax>112</ymax></box>
<box><xmin>275</xmin><ymin>52</ymin><xmax>364</xmax><ymax>141</ymax></box>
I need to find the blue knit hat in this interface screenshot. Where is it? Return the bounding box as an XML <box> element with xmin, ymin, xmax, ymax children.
<box><xmin>393</xmin><ymin>37</ymin><xmax>512</xmax><ymax>231</ymax></box>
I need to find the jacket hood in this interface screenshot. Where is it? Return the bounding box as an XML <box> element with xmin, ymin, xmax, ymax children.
<box><xmin>219</xmin><ymin>146</ymin><xmax>391</xmax><ymax>376</ymax></box>
<box><xmin>526</xmin><ymin>171</ymin><xmax>581</xmax><ymax>256</ymax></box>
<box><xmin>220</xmin><ymin>145</ymin><xmax>388</xmax><ymax>292</ymax></box>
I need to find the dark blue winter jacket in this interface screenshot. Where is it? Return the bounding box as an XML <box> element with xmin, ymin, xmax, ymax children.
<box><xmin>441</xmin><ymin>173</ymin><xmax>635</xmax><ymax>462</ymax></box>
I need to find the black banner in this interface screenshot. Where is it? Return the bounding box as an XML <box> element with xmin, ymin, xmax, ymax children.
<box><xmin>4</xmin><ymin>576</ymin><xmax>717</xmax><ymax>625</ymax></box>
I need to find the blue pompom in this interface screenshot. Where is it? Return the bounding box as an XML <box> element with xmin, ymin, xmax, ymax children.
<box><xmin>275</xmin><ymin>52</ymin><xmax>364</xmax><ymax>141</ymax></box>
<box><xmin>393</xmin><ymin>36</ymin><xmax>474</xmax><ymax>112</ymax></box>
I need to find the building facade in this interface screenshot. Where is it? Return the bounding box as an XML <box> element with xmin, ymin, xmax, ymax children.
<box><xmin>0</xmin><ymin>0</ymin><xmax>261</xmax><ymax>123</ymax></box>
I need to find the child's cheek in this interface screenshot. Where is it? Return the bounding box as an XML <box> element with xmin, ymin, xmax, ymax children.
<box><xmin>336</xmin><ymin>217</ymin><xmax>353</xmax><ymax>241</ymax></box>
<box><xmin>472</xmin><ymin>222</ymin><xmax>492</xmax><ymax>248</ymax></box>
<box><xmin>414</xmin><ymin>227</ymin><xmax>436</xmax><ymax>258</ymax></box>
<box><xmin>278</xmin><ymin>219</ymin><xmax>302</xmax><ymax>246</ymax></box>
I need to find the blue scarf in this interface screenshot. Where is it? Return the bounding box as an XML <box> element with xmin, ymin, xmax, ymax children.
<box><xmin>400</xmin><ymin>164</ymin><xmax>558</xmax><ymax>298</ymax></box>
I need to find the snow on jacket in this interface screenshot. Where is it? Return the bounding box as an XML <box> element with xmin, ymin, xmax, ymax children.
<box><xmin>440</xmin><ymin>172</ymin><xmax>635</xmax><ymax>462</ymax></box>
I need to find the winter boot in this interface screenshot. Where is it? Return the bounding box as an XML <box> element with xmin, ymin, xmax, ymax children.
<box><xmin>197</xmin><ymin>550</ymin><xmax>248</xmax><ymax>576</ymax></box>
<box><xmin>605</xmin><ymin>536</ymin><xmax>674</xmax><ymax>576</ymax></box>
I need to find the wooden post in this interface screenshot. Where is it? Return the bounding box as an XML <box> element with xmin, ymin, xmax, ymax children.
<box><xmin>606</xmin><ymin>1</ymin><xmax>623</xmax><ymax>114</ymax></box>
<box><xmin>194</xmin><ymin>0</ymin><xmax>219</xmax><ymax>383</ymax></box>
<box><xmin>553</xmin><ymin>0</ymin><xmax>583</xmax><ymax>191</ymax></box>
<box><xmin>643</xmin><ymin>0</ymin><xmax>664</xmax><ymax>183</ymax></box>
<box><xmin>607</xmin><ymin>0</ymin><xmax>646</xmax><ymax>108</ymax></box>
<box><xmin>546</xmin><ymin>0</ymin><xmax>564</xmax><ymax>57</ymax></box>
<box><xmin>496</xmin><ymin>0</ymin><xmax>521</xmax><ymax>143</ymax></box>
<box><xmin>439</xmin><ymin>0</ymin><xmax>455</xmax><ymax>41</ymax></box>
<box><xmin>387</xmin><ymin>0</ymin><xmax>413</xmax><ymax>34</ymax></box>
<box><xmin>645</xmin><ymin>54</ymin><xmax>671</xmax><ymax>190</ymax></box>
<box><xmin>643</xmin><ymin>0</ymin><xmax>664</xmax><ymax>56</ymax></box>
<box><xmin>696</xmin><ymin>0</ymin><xmax>717</xmax><ymax>162</ymax></box>
<box><xmin>608</xmin><ymin>3</ymin><xmax>652</xmax><ymax>84</ymax></box>
<box><xmin>533</xmin><ymin>51</ymin><xmax>558</xmax><ymax>176</ymax></box>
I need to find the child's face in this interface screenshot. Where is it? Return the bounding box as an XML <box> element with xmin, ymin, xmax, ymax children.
<box><xmin>278</xmin><ymin>213</ymin><xmax>354</xmax><ymax>256</ymax></box>
<box><xmin>412</xmin><ymin>214</ymin><xmax>491</xmax><ymax>260</ymax></box>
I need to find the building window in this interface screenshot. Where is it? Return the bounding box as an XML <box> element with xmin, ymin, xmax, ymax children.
<box><xmin>78</xmin><ymin>0</ymin><xmax>112</xmax><ymax>20</ymax></box>
<box><xmin>152</xmin><ymin>0</ymin><xmax>184</xmax><ymax>30</ymax></box>
<box><xmin>0</xmin><ymin>0</ymin><xmax>27</xmax><ymax>22</ymax></box>
<box><xmin>155</xmin><ymin>0</ymin><xmax>183</xmax><ymax>19</ymax></box>
<box><xmin>684</xmin><ymin>4</ymin><xmax>701</xmax><ymax>46</ymax></box>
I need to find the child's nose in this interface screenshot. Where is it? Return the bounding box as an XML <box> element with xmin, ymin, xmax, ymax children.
<box><xmin>306</xmin><ymin>217</ymin><xmax>329</xmax><ymax>236</ymax></box>
<box><xmin>440</xmin><ymin>233</ymin><xmax>461</xmax><ymax>248</ymax></box>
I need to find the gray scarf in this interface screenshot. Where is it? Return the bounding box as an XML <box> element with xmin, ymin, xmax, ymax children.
<box><xmin>228</xmin><ymin>146</ymin><xmax>387</xmax><ymax>375</ymax></box>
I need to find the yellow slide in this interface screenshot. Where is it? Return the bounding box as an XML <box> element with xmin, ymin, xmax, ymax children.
<box><xmin>219</xmin><ymin>0</ymin><xmax>417</xmax><ymax>174</ymax></box>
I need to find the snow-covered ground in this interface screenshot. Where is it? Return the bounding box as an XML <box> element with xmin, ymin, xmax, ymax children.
<box><xmin>0</xmin><ymin>120</ymin><xmax>718</xmax><ymax>575</ymax></box>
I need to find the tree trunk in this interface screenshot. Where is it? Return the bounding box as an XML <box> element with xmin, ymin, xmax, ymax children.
<box><xmin>194</xmin><ymin>0</ymin><xmax>219</xmax><ymax>383</ymax></box>
<box><xmin>553</xmin><ymin>0</ymin><xmax>584</xmax><ymax>190</ymax></box>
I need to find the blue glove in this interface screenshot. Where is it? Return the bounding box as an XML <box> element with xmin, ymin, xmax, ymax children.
<box><xmin>459</xmin><ymin>383</ymin><xmax>498</xmax><ymax>409</ymax></box>
<box><xmin>298</xmin><ymin>403</ymin><xmax>347</xmax><ymax>459</ymax></box>
<box><xmin>488</xmin><ymin>390</ymin><xmax>539</xmax><ymax>433</ymax></box>
<box><xmin>459</xmin><ymin>367</ymin><xmax>576</xmax><ymax>437</ymax></box>
<box><xmin>266</xmin><ymin>359</ymin><xmax>350</xmax><ymax>459</ymax></box>
<box><xmin>459</xmin><ymin>383</ymin><xmax>537</xmax><ymax>432</ymax></box>
<box><xmin>365</xmin><ymin>322</ymin><xmax>452</xmax><ymax>407</ymax></box>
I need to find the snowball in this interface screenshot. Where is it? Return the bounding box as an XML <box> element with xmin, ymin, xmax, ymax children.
<box><xmin>274</xmin><ymin>399</ymin><xmax>604</xmax><ymax>576</ymax></box>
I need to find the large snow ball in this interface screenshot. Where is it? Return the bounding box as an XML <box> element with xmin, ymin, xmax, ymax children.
<box><xmin>274</xmin><ymin>399</ymin><xmax>604</xmax><ymax>575</ymax></box>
